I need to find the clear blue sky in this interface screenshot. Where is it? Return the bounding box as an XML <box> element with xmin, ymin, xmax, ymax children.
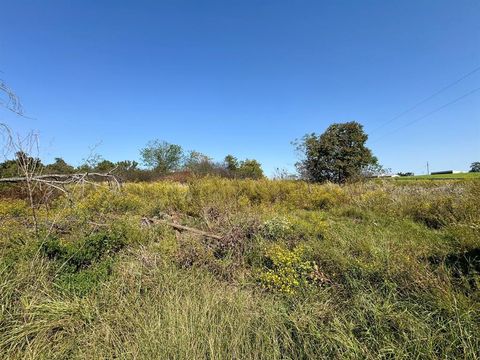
<box><xmin>1</xmin><ymin>0</ymin><xmax>479</xmax><ymax>175</ymax></box>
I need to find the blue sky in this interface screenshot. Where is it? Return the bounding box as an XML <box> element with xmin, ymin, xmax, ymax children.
<box><xmin>1</xmin><ymin>0</ymin><xmax>479</xmax><ymax>176</ymax></box>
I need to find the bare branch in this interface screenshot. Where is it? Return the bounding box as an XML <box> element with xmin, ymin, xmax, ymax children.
<box><xmin>0</xmin><ymin>78</ymin><xmax>23</xmax><ymax>116</ymax></box>
<box><xmin>0</xmin><ymin>172</ymin><xmax>122</xmax><ymax>190</ymax></box>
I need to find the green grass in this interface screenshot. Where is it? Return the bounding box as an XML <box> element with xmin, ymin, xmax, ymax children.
<box><xmin>395</xmin><ymin>172</ymin><xmax>480</xmax><ymax>180</ymax></box>
<box><xmin>0</xmin><ymin>178</ymin><xmax>479</xmax><ymax>359</ymax></box>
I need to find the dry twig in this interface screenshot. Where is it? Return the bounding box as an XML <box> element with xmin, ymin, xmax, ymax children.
<box><xmin>141</xmin><ymin>216</ymin><xmax>223</xmax><ymax>240</ymax></box>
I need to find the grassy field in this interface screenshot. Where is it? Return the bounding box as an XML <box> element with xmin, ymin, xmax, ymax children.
<box><xmin>0</xmin><ymin>178</ymin><xmax>479</xmax><ymax>359</ymax></box>
<box><xmin>395</xmin><ymin>172</ymin><xmax>480</xmax><ymax>180</ymax></box>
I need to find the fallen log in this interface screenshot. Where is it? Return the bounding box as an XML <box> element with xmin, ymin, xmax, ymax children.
<box><xmin>141</xmin><ymin>217</ymin><xmax>223</xmax><ymax>240</ymax></box>
<box><xmin>0</xmin><ymin>172</ymin><xmax>121</xmax><ymax>191</ymax></box>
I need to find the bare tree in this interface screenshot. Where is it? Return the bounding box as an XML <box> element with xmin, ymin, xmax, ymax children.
<box><xmin>0</xmin><ymin>78</ymin><xmax>23</xmax><ymax>158</ymax></box>
<box><xmin>0</xmin><ymin>78</ymin><xmax>23</xmax><ymax>115</ymax></box>
<box><xmin>0</xmin><ymin>77</ymin><xmax>121</xmax><ymax>239</ymax></box>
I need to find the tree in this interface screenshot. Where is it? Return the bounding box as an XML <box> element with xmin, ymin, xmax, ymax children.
<box><xmin>184</xmin><ymin>151</ymin><xmax>215</xmax><ymax>175</ymax></box>
<box><xmin>236</xmin><ymin>159</ymin><xmax>264</xmax><ymax>179</ymax></box>
<box><xmin>294</xmin><ymin>121</ymin><xmax>376</xmax><ymax>183</ymax></box>
<box><xmin>45</xmin><ymin>157</ymin><xmax>75</xmax><ymax>174</ymax></box>
<box><xmin>14</xmin><ymin>151</ymin><xmax>44</xmax><ymax>175</ymax></box>
<box><xmin>470</xmin><ymin>162</ymin><xmax>480</xmax><ymax>173</ymax></box>
<box><xmin>115</xmin><ymin>160</ymin><xmax>139</xmax><ymax>172</ymax></box>
<box><xmin>0</xmin><ymin>158</ymin><xmax>18</xmax><ymax>177</ymax></box>
<box><xmin>94</xmin><ymin>159</ymin><xmax>115</xmax><ymax>172</ymax></box>
<box><xmin>224</xmin><ymin>155</ymin><xmax>238</xmax><ymax>172</ymax></box>
<box><xmin>362</xmin><ymin>161</ymin><xmax>390</xmax><ymax>178</ymax></box>
<box><xmin>77</xmin><ymin>153</ymin><xmax>104</xmax><ymax>172</ymax></box>
<box><xmin>140</xmin><ymin>140</ymin><xmax>183</xmax><ymax>174</ymax></box>
<box><xmin>111</xmin><ymin>160</ymin><xmax>140</xmax><ymax>181</ymax></box>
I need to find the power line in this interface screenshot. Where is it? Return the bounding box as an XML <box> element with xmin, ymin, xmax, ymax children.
<box><xmin>370</xmin><ymin>86</ymin><xmax>480</xmax><ymax>144</ymax></box>
<box><xmin>370</xmin><ymin>64</ymin><xmax>480</xmax><ymax>134</ymax></box>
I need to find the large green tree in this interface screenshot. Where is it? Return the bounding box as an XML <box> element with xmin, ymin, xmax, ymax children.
<box><xmin>295</xmin><ymin>121</ymin><xmax>376</xmax><ymax>183</ymax></box>
<box><xmin>140</xmin><ymin>140</ymin><xmax>183</xmax><ymax>174</ymax></box>
<box><xmin>236</xmin><ymin>159</ymin><xmax>264</xmax><ymax>179</ymax></box>
<box><xmin>470</xmin><ymin>162</ymin><xmax>480</xmax><ymax>173</ymax></box>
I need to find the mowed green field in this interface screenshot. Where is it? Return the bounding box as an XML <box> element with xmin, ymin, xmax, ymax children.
<box><xmin>396</xmin><ymin>172</ymin><xmax>480</xmax><ymax>180</ymax></box>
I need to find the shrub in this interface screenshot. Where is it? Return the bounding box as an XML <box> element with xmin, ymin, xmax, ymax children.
<box><xmin>41</xmin><ymin>231</ymin><xmax>126</xmax><ymax>295</ymax></box>
<box><xmin>42</xmin><ymin>231</ymin><xmax>126</xmax><ymax>272</ymax></box>
<box><xmin>54</xmin><ymin>259</ymin><xmax>114</xmax><ymax>296</ymax></box>
<box><xmin>77</xmin><ymin>188</ymin><xmax>143</xmax><ymax>215</ymax></box>
<box><xmin>257</xmin><ymin>245</ymin><xmax>315</xmax><ymax>294</ymax></box>
<box><xmin>0</xmin><ymin>199</ymin><xmax>28</xmax><ymax>218</ymax></box>
<box><xmin>261</xmin><ymin>216</ymin><xmax>292</xmax><ymax>240</ymax></box>
<box><xmin>287</xmin><ymin>182</ymin><xmax>344</xmax><ymax>210</ymax></box>
<box><xmin>289</xmin><ymin>210</ymin><xmax>329</xmax><ymax>241</ymax></box>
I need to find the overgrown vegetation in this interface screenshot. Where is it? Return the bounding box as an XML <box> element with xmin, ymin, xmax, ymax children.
<box><xmin>0</xmin><ymin>144</ymin><xmax>265</xmax><ymax>183</ymax></box>
<box><xmin>1</xmin><ymin>177</ymin><xmax>479</xmax><ymax>358</ymax></box>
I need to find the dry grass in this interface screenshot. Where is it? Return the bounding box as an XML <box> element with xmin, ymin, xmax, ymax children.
<box><xmin>0</xmin><ymin>178</ymin><xmax>479</xmax><ymax>359</ymax></box>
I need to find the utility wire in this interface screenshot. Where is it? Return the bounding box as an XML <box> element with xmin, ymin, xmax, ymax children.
<box><xmin>370</xmin><ymin>86</ymin><xmax>480</xmax><ymax>144</ymax></box>
<box><xmin>370</xmin><ymin>64</ymin><xmax>480</xmax><ymax>134</ymax></box>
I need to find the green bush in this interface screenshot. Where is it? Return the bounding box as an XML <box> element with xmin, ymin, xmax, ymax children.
<box><xmin>41</xmin><ymin>231</ymin><xmax>126</xmax><ymax>295</ymax></box>
<box><xmin>54</xmin><ymin>259</ymin><xmax>114</xmax><ymax>296</ymax></box>
<box><xmin>261</xmin><ymin>216</ymin><xmax>292</xmax><ymax>240</ymax></box>
<box><xmin>42</xmin><ymin>231</ymin><xmax>126</xmax><ymax>272</ymax></box>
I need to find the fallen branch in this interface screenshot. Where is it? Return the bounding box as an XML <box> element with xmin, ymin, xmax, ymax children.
<box><xmin>0</xmin><ymin>172</ymin><xmax>121</xmax><ymax>191</ymax></box>
<box><xmin>141</xmin><ymin>217</ymin><xmax>223</xmax><ymax>240</ymax></box>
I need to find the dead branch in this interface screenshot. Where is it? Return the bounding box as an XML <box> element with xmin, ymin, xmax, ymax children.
<box><xmin>0</xmin><ymin>172</ymin><xmax>122</xmax><ymax>190</ymax></box>
<box><xmin>0</xmin><ymin>78</ymin><xmax>23</xmax><ymax>116</ymax></box>
<box><xmin>141</xmin><ymin>216</ymin><xmax>223</xmax><ymax>240</ymax></box>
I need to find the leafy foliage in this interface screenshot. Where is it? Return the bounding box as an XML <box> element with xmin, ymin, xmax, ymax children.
<box><xmin>470</xmin><ymin>161</ymin><xmax>480</xmax><ymax>173</ymax></box>
<box><xmin>44</xmin><ymin>157</ymin><xmax>75</xmax><ymax>174</ymax></box>
<box><xmin>224</xmin><ymin>154</ymin><xmax>238</xmax><ymax>172</ymax></box>
<box><xmin>0</xmin><ymin>158</ymin><xmax>18</xmax><ymax>177</ymax></box>
<box><xmin>261</xmin><ymin>216</ymin><xmax>292</xmax><ymax>240</ymax></box>
<box><xmin>140</xmin><ymin>139</ymin><xmax>184</xmax><ymax>173</ymax></box>
<box><xmin>295</xmin><ymin>121</ymin><xmax>377</xmax><ymax>183</ymax></box>
<box><xmin>236</xmin><ymin>159</ymin><xmax>264</xmax><ymax>179</ymax></box>
<box><xmin>42</xmin><ymin>231</ymin><xmax>126</xmax><ymax>273</ymax></box>
<box><xmin>41</xmin><ymin>231</ymin><xmax>127</xmax><ymax>295</ymax></box>
<box><xmin>0</xmin><ymin>151</ymin><xmax>44</xmax><ymax>177</ymax></box>
<box><xmin>0</xmin><ymin>144</ymin><xmax>263</xmax><ymax>181</ymax></box>
<box><xmin>183</xmin><ymin>150</ymin><xmax>217</xmax><ymax>175</ymax></box>
<box><xmin>93</xmin><ymin>159</ymin><xmax>116</xmax><ymax>172</ymax></box>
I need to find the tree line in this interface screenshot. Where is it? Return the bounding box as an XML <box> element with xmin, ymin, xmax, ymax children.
<box><xmin>0</xmin><ymin>141</ymin><xmax>264</xmax><ymax>182</ymax></box>
<box><xmin>1</xmin><ymin>121</ymin><xmax>385</xmax><ymax>183</ymax></box>
<box><xmin>2</xmin><ymin>77</ymin><xmax>477</xmax><ymax>184</ymax></box>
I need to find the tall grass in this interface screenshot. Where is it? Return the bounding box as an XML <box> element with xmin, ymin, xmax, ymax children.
<box><xmin>0</xmin><ymin>178</ymin><xmax>479</xmax><ymax>358</ymax></box>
